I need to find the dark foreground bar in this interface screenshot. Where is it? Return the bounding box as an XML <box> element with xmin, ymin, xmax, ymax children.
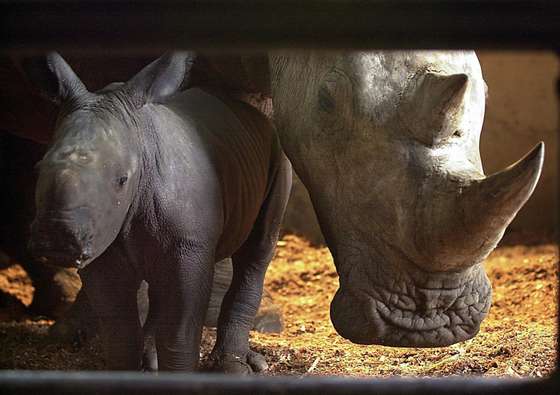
<box><xmin>0</xmin><ymin>371</ymin><xmax>558</xmax><ymax>395</ymax></box>
<box><xmin>1</xmin><ymin>0</ymin><xmax>560</xmax><ymax>53</ymax></box>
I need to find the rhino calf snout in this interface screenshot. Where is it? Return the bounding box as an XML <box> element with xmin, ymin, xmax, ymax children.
<box><xmin>30</xmin><ymin>214</ymin><xmax>95</xmax><ymax>268</ymax></box>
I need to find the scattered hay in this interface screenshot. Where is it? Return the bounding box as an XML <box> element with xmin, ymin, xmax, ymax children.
<box><xmin>0</xmin><ymin>235</ymin><xmax>557</xmax><ymax>376</ymax></box>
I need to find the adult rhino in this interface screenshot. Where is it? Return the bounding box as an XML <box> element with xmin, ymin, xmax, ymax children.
<box><xmin>268</xmin><ymin>50</ymin><xmax>543</xmax><ymax>346</ymax></box>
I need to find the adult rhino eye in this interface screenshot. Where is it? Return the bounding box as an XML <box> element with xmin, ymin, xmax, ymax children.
<box><xmin>318</xmin><ymin>85</ymin><xmax>336</xmax><ymax>113</ymax></box>
<box><xmin>318</xmin><ymin>69</ymin><xmax>353</xmax><ymax>117</ymax></box>
<box><xmin>118</xmin><ymin>176</ymin><xmax>128</xmax><ymax>186</ymax></box>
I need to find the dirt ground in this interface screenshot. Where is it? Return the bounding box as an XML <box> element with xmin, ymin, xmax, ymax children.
<box><xmin>0</xmin><ymin>235</ymin><xmax>557</xmax><ymax>377</ymax></box>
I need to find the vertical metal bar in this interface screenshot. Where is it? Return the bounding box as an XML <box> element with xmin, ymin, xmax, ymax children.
<box><xmin>556</xmin><ymin>49</ymin><xmax>560</xmax><ymax>380</ymax></box>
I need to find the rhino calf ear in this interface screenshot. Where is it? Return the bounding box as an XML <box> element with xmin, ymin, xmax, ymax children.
<box><xmin>126</xmin><ymin>52</ymin><xmax>196</xmax><ymax>105</ymax></box>
<box><xmin>22</xmin><ymin>52</ymin><xmax>87</xmax><ymax>104</ymax></box>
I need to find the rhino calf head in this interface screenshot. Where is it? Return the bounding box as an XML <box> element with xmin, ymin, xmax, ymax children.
<box><xmin>271</xmin><ymin>51</ymin><xmax>544</xmax><ymax>347</ymax></box>
<box><xmin>28</xmin><ymin>53</ymin><xmax>186</xmax><ymax>269</ymax></box>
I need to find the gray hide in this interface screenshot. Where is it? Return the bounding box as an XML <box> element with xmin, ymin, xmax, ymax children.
<box><xmin>270</xmin><ymin>51</ymin><xmax>543</xmax><ymax>347</ymax></box>
<box><xmin>28</xmin><ymin>52</ymin><xmax>292</xmax><ymax>373</ymax></box>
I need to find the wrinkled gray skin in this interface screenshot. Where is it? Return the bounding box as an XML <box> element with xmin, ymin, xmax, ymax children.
<box><xmin>270</xmin><ymin>51</ymin><xmax>543</xmax><ymax>347</ymax></box>
<box><xmin>28</xmin><ymin>52</ymin><xmax>291</xmax><ymax>372</ymax></box>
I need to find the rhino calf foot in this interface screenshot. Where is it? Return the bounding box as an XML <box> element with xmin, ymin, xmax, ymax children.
<box><xmin>48</xmin><ymin>316</ymin><xmax>91</xmax><ymax>345</ymax></box>
<box><xmin>246</xmin><ymin>350</ymin><xmax>269</xmax><ymax>372</ymax></box>
<box><xmin>210</xmin><ymin>350</ymin><xmax>268</xmax><ymax>374</ymax></box>
<box><xmin>48</xmin><ymin>290</ymin><xmax>98</xmax><ymax>345</ymax></box>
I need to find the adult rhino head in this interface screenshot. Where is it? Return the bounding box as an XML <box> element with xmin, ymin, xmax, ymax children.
<box><xmin>270</xmin><ymin>51</ymin><xmax>543</xmax><ymax>347</ymax></box>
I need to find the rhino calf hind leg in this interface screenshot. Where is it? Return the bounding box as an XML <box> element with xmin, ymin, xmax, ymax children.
<box><xmin>205</xmin><ymin>258</ymin><xmax>284</xmax><ymax>333</ymax></box>
<box><xmin>211</xmin><ymin>157</ymin><xmax>291</xmax><ymax>374</ymax></box>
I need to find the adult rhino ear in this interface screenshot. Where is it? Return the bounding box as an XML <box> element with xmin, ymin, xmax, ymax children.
<box><xmin>22</xmin><ymin>52</ymin><xmax>88</xmax><ymax>104</ymax></box>
<box><xmin>125</xmin><ymin>52</ymin><xmax>195</xmax><ymax>105</ymax></box>
<box><xmin>400</xmin><ymin>71</ymin><xmax>469</xmax><ymax>146</ymax></box>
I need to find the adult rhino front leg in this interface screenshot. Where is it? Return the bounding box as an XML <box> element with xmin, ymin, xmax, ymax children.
<box><xmin>150</xmin><ymin>240</ymin><xmax>215</xmax><ymax>372</ymax></box>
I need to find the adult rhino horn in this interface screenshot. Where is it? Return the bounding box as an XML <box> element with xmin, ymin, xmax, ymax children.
<box><xmin>417</xmin><ymin>142</ymin><xmax>544</xmax><ymax>272</ymax></box>
<box><xmin>401</xmin><ymin>71</ymin><xmax>468</xmax><ymax>146</ymax></box>
<box><xmin>462</xmin><ymin>142</ymin><xmax>544</xmax><ymax>238</ymax></box>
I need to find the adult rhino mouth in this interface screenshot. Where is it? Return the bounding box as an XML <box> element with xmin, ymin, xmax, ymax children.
<box><xmin>330</xmin><ymin>263</ymin><xmax>492</xmax><ymax>347</ymax></box>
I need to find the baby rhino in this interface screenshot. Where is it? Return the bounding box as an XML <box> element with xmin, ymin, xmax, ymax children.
<box><xmin>28</xmin><ymin>52</ymin><xmax>292</xmax><ymax>373</ymax></box>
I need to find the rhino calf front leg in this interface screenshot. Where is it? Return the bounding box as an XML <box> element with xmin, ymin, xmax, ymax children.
<box><xmin>152</xmin><ymin>242</ymin><xmax>215</xmax><ymax>371</ymax></box>
<box><xmin>80</xmin><ymin>255</ymin><xmax>142</xmax><ymax>370</ymax></box>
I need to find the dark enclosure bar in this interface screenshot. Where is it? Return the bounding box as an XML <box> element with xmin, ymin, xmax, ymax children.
<box><xmin>0</xmin><ymin>371</ymin><xmax>557</xmax><ymax>395</ymax></box>
<box><xmin>0</xmin><ymin>0</ymin><xmax>558</xmax><ymax>394</ymax></box>
<box><xmin>1</xmin><ymin>0</ymin><xmax>560</xmax><ymax>52</ymax></box>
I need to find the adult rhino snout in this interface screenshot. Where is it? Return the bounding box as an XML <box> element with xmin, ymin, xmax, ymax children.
<box><xmin>330</xmin><ymin>288</ymin><xmax>385</xmax><ymax>345</ymax></box>
<box><xmin>330</xmin><ymin>260</ymin><xmax>491</xmax><ymax>347</ymax></box>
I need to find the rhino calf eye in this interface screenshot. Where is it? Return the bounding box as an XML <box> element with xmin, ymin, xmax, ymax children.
<box><xmin>118</xmin><ymin>176</ymin><xmax>128</xmax><ymax>186</ymax></box>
